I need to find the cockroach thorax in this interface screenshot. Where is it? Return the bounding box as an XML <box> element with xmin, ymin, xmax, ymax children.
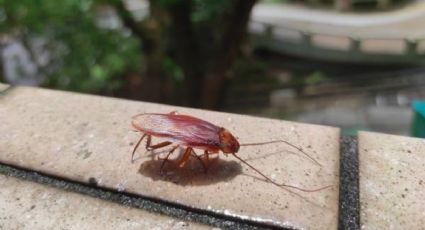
<box><xmin>218</xmin><ymin>128</ymin><xmax>240</xmax><ymax>153</ymax></box>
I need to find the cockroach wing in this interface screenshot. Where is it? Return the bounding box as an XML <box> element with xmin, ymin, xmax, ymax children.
<box><xmin>132</xmin><ymin>113</ymin><xmax>222</xmax><ymax>151</ymax></box>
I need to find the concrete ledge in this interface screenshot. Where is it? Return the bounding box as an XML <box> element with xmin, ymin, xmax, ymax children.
<box><xmin>3</xmin><ymin>86</ymin><xmax>425</xmax><ymax>229</ymax></box>
<box><xmin>0</xmin><ymin>173</ymin><xmax>209</xmax><ymax>230</ymax></box>
<box><xmin>359</xmin><ymin>131</ymin><xmax>425</xmax><ymax>229</ymax></box>
<box><xmin>0</xmin><ymin>86</ymin><xmax>340</xmax><ymax>229</ymax></box>
<box><xmin>0</xmin><ymin>163</ymin><xmax>271</xmax><ymax>229</ymax></box>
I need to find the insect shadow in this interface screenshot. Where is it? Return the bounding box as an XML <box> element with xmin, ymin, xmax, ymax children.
<box><xmin>136</xmin><ymin>147</ymin><xmax>308</xmax><ymax>187</ymax></box>
<box><xmin>138</xmin><ymin>152</ymin><xmax>242</xmax><ymax>186</ymax></box>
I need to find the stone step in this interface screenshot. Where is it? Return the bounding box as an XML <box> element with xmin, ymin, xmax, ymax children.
<box><xmin>0</xmin><ymin>174</ymin><xmax>210</xmax><ymax>230</ymax></box>
<box><xmin>0</xmin><ymin>86</ymin><xmax>340</xmax><ymax>229</ymax></box>
<box><xmin>359</xmin><ymin>131</ymin><xmax>425</xmax><ymax>229</ymax></box>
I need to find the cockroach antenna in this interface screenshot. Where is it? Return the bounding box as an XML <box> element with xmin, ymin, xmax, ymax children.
<box><xmin>231</xmin><ymin>153</ymin><xmax>332</xmax><ymax>192</ymax></box>
<box><xmin>240</xmin><ymin>140</ymin><xmax>322</xmax><ymax>167</ymax></box>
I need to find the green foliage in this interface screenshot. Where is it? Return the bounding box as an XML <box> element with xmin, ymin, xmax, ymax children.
<box><xmin>163</xmin><ymin>57</ymin><xmax>184</xmax><ymax>83</ymax></box>
<box><xmin>1</xmin><ymin>0</ymin><xmax>141</xmax><ymax>94</ymax></box>
<box><xmin>1</xmin><ymin>0</ymin><xmax>256</xmax><ymax>107</ymax></box>
<box><xmin>191</xmin><ymin>0</ymin><xmax>231</xmax><ymax>23</ymax></box>
<box><xmin>232</xmin><ymin>58</ymin><xmax>279</xmax><ymax>87</ymax></box>
<box><xmin>262</xmin><ymin>0</ymin><xmax>288</xmax><ymax>3</ymax></box>
<box><xmin>305</xmin><ymin>71</ymin><xmax>327</xmax><ymax>85</ymax></box>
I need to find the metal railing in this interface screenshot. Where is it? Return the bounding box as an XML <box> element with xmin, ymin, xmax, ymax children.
<box><xmin>249</xmin><ymin>20</ymin><xmax>425</xmax><ymax>63</ymax></box>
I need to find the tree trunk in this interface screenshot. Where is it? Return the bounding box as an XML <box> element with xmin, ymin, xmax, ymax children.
<box><xmin>201</xmin><ymin>0</ymin><xmax>257</xmax><ymax>109</ymax></box>
<box><xmin>114</xmin><ymin>0</ymin><xmax>257</xmax><ymax>109</ymax></box>
<box><xmin>114</xmin><ymin>0</ymin><xmax>170</xmax><ymax>103</ymax></box>
<box><xmin>139</xmin><ymin>2</ymin><xmax>171</xmax><ymax>103</ymax></box>
<box><xmin>167</xmin><ymin>1</ymin><xmax>204</xmax><ymax>107</ymax></box>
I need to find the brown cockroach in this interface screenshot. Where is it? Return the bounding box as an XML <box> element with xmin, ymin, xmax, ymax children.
<box><xmin>131</xmin><ymin>112</ymin><xmax>331</xmax><ymax>192</ymax></box>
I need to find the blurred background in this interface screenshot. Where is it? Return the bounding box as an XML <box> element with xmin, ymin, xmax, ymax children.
<box><xmin>1</xmin><ymin>0</ymin><xmax>425</xmax><ymax>136</ymax></box>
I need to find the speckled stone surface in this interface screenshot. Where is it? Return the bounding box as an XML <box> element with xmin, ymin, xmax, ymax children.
<box><xmin>0</xmin><ymin>163</ymin><xmax>279</xmax><ymax>230</ymax></box>
<box><xmin>0</xmin><ymin>174</ymin><xmax>210</xmax><ymax>230</ymax></box>
<box><xmin>0</xmin><ymin>87</ymin><xmax>340</xmax><ymax>229</ymax></box>
<box><xmin>359</xmin><ymin>131</ymin><xmax>425</xmax><ymax>229</ymax></box>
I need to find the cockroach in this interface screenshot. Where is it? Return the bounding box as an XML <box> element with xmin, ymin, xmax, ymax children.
<box><xmin>131</xmin><ymin>112</ymin><xmax>331</xmax><ymax>192</ymax></box>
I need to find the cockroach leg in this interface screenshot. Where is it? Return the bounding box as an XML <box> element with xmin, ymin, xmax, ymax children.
<box><xmin>159</xmin><ymin>145</ymin><xmax>179</xmax><ymax>174</ymax></box>
<box><xmin>190</xmin><ymin>150</ymin><xmax>208</xmax><ymax>173</ymax></box>
<box><xmin>177</xmin><ymin>147</ymin><xmax>193</xmax><ymax>168</ymax></box>
<box><xmin>147</xmin><ymin>141</ymin><xmax>172</xmax><ymax>151</ymax></box>
<box><xmin>131</xmin><ymin>134</ymin><xmax>147</xmax><ymax>163</ymax></box>
<box><xmin>203</xmin><ymin>150</ymin><xmax>209</xmax><ymax>169</ymax></box>
<box><xmin>132</xmin><ymin>134</ymin><xmax>172</xmax><ymax>163</ymax></box>
<box><xmin>145</xmin><ymin>135</ymin><xmax>152</xmax><ymax>150</ymax></box>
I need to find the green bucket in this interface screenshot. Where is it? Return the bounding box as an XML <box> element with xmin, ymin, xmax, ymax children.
<box><xmin>412</xmin><ymin>101</ymin><xmax>425</xmax><ymax>138</ymax></box>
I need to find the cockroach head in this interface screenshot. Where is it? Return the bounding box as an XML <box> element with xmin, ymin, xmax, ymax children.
<box><xmin>218</xmin><ymin>128</ymin><xmax>240</xmax><ymax>153</ymax></box>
